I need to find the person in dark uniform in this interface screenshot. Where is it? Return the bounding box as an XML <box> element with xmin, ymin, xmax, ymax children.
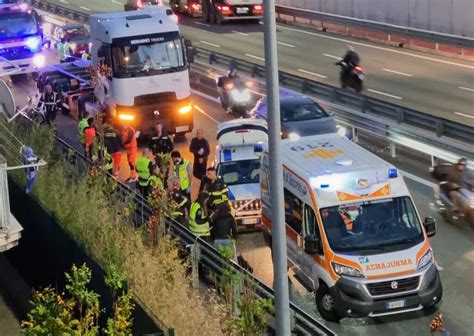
<box><xmin>201</xmin><ymin>167</ymin><xmax>229</xmax><ymax>215</ymax></box>
<box><xmin>211</xmin><ymin>203</ymin><xmax>238</xmax><ymax>259</ymax></box>
<box><xmin>169</xmin><ymin>176</ymin><xmax>188</xmax><ymax>225</ymax></box>
<box><xmin>189</xmin><ymin>129</ymin><xmax>210</xmax><ymax>180</ymax></box>
<box><xmin>38</xmin><ymin>84</ymin><xmax>61</xmax><ymax>125</ymax></box>
<box><xmin>149</xmin><ymin>121</ymin><xmax>174</xmax><ymax>164</ymax></box>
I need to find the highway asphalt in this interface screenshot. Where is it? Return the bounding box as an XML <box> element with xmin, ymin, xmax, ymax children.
<box><xmin>3</xmin><ymin>51</ymin><xmax>473</xmax><ymax>335</ymax></box>
<box><xmin>39</xmin><ymin>0</ymin><xmax>474</xmax><ymax>125</ymax></box>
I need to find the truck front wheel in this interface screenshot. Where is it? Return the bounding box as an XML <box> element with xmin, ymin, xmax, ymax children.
<box><xmin>316</xmin><ymin>283</ymin><xmax>340</xmax><ymax>322</ymax></box>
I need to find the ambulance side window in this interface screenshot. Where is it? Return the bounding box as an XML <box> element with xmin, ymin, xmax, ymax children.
<box><xmin>304</xmin><ymin>205</ymin><xmax>321</xmax><ymax>239</ymax></box>
<box><xmin>283</xmin><ymin>188</ymin><xmax>303</xmax><ymax>235</ymax></box>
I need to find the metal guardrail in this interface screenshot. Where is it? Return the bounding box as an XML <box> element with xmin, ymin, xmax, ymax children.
<box><xmin>51</xmin><ymin>136</ymin><xmax>335</xmax><ymax>336</ymax></box>
<box><xmin>275</xmin><ymin>5</ymin><xmax>474</xmax><ymax>48</ymax></box>
<box><xmin>192</xmin><ymin>47</ymin><xmax>473</xmax><ymax>156</ymax></box>
<box><xmin>32</xmin><ymin>0</ymin><xmax>89</xmax><ymax>23</ymax></box>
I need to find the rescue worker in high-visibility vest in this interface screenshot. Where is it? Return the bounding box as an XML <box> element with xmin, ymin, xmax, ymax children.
<box><xmin>37</xmin><ymin>84</ymin><xmax>61</xmax><ymax>125</ymax></box>
<box><xmin>120</xmin><ymin>124</ymin><xmax>138</xmax><ymax>182</ymax></box>
<box><xmin>170</xmin><ymin>150</ymin><xmax>192</xmax><ymax>208</ymax></box>
<box><xmin>56</xmin><ymin>38</ymin><xmax>65</xmax><ymax>62</ymax></box>
<box><xmin>201</xmin><ymin>166</ymin><xmax>229</xmax><ymax>214</ymax></box>
<box><xmin>189</xmin><ymin>193</ymin><xmax>211</xmax><ymax>241</ymax></box>
<box><xmin>83</xmin><ymin>118</ymin><xmax>97</xmax><ymax>161</ymax></box>
<box><xmin>103</xmin><ymin>119</ymin><xmax>122</xmax><ymax>179</ymax></box>
<box><xmin>81</xmin><ymin>48</ymin><xmax>91</xmax><ymax>60</ymax></box>
<box><xmin>63</xmin><ymin>38</ymin><xmax>72</xmax><ymax>62</ymax></box>
<box><xmin>78</xmin><ymin>112</ymin><xmax>90</xmax><ymax>151</ymax></box>
<box><xmin>136</xmin><ymin>148</ymin><xmax>154</xmax><ymax>198</ymax></box>
<box><xmin>169</xmin><ymin>176</ymin><xmax>188</xmax><ymax>225</ymax></box>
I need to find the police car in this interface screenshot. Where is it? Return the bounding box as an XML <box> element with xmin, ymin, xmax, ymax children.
<box><xmin>250</xmin><ymin>88</ymin><xmax>340</xmax><ymax>140</ymax></box>
<box><xmin>215</xmin><ymin>119</ymin><xmax>267</xmax><ymax>232</ymax></box>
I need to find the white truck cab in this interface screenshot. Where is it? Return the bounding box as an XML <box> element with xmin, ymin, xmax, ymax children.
<box><xmin>215</xmin><ymin>119</ymin><xmax>267</xmax><ymax>232</ymax></box>
<box><xmin>260</xmin><ymin>133</ymin><xmax>442</xmax><ymax>321</ymax></box>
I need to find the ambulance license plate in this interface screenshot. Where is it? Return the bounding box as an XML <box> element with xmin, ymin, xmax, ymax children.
<box><xmin>386</xmin><ymin>300</ymin><xmax>406</xmax><ymax>310</ymax></box>
<box><xmin>175</xmin><ymin>125</ymin><xmax>189</xmax><ymax>133</ymax></box>
<box><xmin>242</xmin><ymin>218</ymin><xmax>258</xmax><ymax>225</ymax></box>
<box><xmin>236</xmin><ymin>7</ymin><xmax>249</xmax><ymax>14</ymax></box>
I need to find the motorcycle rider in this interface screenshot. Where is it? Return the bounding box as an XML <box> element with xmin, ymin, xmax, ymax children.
<box><xmin>217</xmin><ymin>67</ymin><xmax>241</xmax><ymax>110</ymax></box>
<box><xmin>446</xmin><ymin>158</ymin><xmax>468</xmax><ymax>213</ymax></box>
<box><xmin>338</xmin><ymin>45</ymin><xmax>361</xmax><ymax>84</ymax></box>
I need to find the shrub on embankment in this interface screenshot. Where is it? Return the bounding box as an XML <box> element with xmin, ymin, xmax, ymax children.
<box><xmin>3</xmin><ymin>120</ymin><xmax>227</xmax><ymax>335</ymax></box>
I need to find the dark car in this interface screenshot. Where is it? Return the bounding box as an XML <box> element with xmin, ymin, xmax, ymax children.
<box><xmin>250</xmin><ymin>89</ymin><xmax>338</xmax><ymax>139</ymax></box>
<box><xmin>53</xmin><ymin>23</ymin><xmax>90</xmax><ymax>57</ymax></box>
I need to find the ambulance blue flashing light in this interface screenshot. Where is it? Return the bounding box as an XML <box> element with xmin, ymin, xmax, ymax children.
<box><xmin>223</xmin><ymin>149</ymin><xmax>232</xmax><ymax>161</ymax></box>
<box><xmin>320</xmin><ymin>184</ymin><xmax>330</xmax><ymax>189</ymax></box>
<box><xmin>254</xmin><ymin>144</ymin><xmax>263</xmax><ymax>153</ymax></box>
<box><xmin>388</xmin><ymin>168</ymin><xmax>398</xmax><ymax>178</ymax></box>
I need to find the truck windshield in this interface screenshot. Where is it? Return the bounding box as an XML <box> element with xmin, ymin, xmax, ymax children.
<box><xmin>0</xmin><ymin>12</ymin><xmax>39</xmax><ymax>39</ymax></box>
<box><xmin>111</xmin><ymin>33</ymin><xmax>185</xmax><ymax>78</ymax></box>
<box><xmin>320</xmin><ymin>197</ymin><xmax>424</xmax><ymax>255</ymax></box>
<box><xmin>218</xmin><ymin>159</ymin><xmax>260</xmax><ymax>186</ymax></box>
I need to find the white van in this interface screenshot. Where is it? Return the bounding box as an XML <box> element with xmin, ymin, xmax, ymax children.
<box><xmin>215</xmin><ymin>119</ymin><xmax>267</xmax><ymax>232</ymax></box>
<box><xmin>260</xmin><ymin>133</ymin><xmax>442</xmax><ymax>321</ymax></box>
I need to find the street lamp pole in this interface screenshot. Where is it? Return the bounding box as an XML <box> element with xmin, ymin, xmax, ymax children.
<box><xmin>262</xmin><ymin>0</ymin><xmax>291</xmax><ymax>334</ymax></box>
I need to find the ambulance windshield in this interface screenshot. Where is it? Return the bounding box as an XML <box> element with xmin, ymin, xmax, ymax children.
<box><xmin>218</xmin><ymin>159</ymin><xmax>260</xmax><ymax>186</ymax></box>
<box><xmin>320</xmin><ymin>197</ymin><xmax>424</xmax><ymax>254</ymax></box>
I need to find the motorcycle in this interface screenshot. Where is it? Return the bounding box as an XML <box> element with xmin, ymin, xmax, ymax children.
<box><xmin>431</xmin><ymin>164</ymin><xmax>474</xmax><ymax>225</ymax></box>
<box><xmin>217</xmin><ymin>77</ymin><xmax>252</xmax><ymax>117</ymax></box>
<box><xmin>336</xmin><ymin>61</ymin><xmax>364</xmax><ymax>93</ymax></box>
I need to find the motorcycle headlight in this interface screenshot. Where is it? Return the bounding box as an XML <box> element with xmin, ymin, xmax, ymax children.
<box><xmin>231</xmin><ymin>89</ymin><xmax>251</xmax><ymax>102</ymax></box>
<box><xmin>417</xmin><ymin>249</ymin><xmax>433</xmax><ymax>271</ymax></box>
<box><xmin>331</xmin><ymin>262</ymin><xmax>364</xmax><ymax>278</ymax></box>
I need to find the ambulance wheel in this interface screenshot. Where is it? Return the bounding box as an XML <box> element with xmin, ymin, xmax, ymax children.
<box><xmin>316</xmin><ymin>283</ymin><xmax>340</xmax><ymax>322</ymax></box>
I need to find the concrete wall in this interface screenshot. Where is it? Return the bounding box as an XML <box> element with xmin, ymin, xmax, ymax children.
<box><xmin>276</xmin><ymin>0</ymin><xmax>474</xmax><ymax>37</ymax></box>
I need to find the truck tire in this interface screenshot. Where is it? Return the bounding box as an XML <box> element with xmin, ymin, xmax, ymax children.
<box><xmin>316</xmin><ymin>283</ymin><xmax>340</xmax><ymax>322</ymax></box>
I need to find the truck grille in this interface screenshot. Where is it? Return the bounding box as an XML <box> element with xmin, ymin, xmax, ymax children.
<box><xmin>231</xmin><ymin>199</ymin><xmax>261</xmax><ymax>212</ymax></box>
<box><xmin>366</xmin><ymin>276</ymin><xmax>419</xmax><ymax>296</ymax></box>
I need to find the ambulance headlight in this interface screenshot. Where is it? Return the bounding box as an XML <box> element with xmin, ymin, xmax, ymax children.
<box><xmin>337</xmin><ymin>125</ymin><xmax>349</xmax><ymax>138</ymax></box>
<box><xmin>288</xmin><ymin>132</ymin><xmax>300</xmax><ymax>141</ymax></box>
<box><xmin>331</xmin><ymin>262</ymin><xmax>363</xmax><ymax>278</ymax></box>
<box><xmin>417</xmin><ymin>249</ymin><xmax>433</xmax><ymax>271</ymax></box>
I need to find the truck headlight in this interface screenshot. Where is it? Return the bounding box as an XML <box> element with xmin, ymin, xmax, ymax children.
<box><xmin>118</xmin><ymin>113</ymin><xmax>135</xmax><ymax>121</ymax></box>
<box><xmin>417</xmin><ymin>249</ymin><xmax>433</xmax><ymax>271</ymax></box>
<box><xmin>331</xmin><ymin>262</ymin><xmax>364</xmax><ymax>278</ymax></box>
<box><xmin>178</xmin><ymin>105</ymin><xmax>192</xmax><ymax>114</ymax></box>
<box><xmin>33</xmin><ymin>55</ymin><xmax>46</xmax><ymax>68</ymax></box>
<box><xmin>25</xmin><ymin>37</ymin><xmax>41</xmax><ymax>51</ymax></box>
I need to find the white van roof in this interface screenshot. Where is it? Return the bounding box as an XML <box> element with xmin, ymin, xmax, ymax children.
<box><xmin>217</xmin><ymin>118</ymin><xmax>267</xmax><ymax>147</ymax></box>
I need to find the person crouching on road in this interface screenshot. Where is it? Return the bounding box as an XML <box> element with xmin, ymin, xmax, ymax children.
<box><xmin>189</xmin><ymin>193</ymin><xmax>211</xmax><ymax>242</ymax></box>
<box><xmin>136</xmin><ymin>148</ymin><xmax>154</xmax><ymax>198</ymax></box>
<box><xmin>170</xmin><ymin>176</ymin><xmax>189</xmax><ymax>225</ymax></box>
<box><xmin>121</xmin><ymin>124</ymin><xmax>139</xmax><ymax>182</ymax></box>
<box><xmin>170</xmin><ymin>151</ymin><xmax>192</xmax><ymax>208</ymax></box>
<box><xmin>103</xmin><ymin>119</ymin><xmax>122</xmax><ymax>179</ymax></box>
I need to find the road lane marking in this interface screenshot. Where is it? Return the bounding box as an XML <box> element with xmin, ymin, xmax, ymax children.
<box><xmin>191</xmin><ymin>89</ymin><xmax>220</xmax><ymax>103</ymax></box>
<box><xmin>323</xmin><ymin>53</ymin><xmax>341</xmax><ymax>60</ymax></box>
<box><xmin>277</xmin><ymin>41</ymin><xmax>295</xmax><ymax>48</ymax></box>
<box><xmin>199</xmin><ymin>41</ymin><xmax>220</xmax><ymax>48</ymax></box>
<box><xmin>111</xmin><ymin>0</ymin><xmax>123</xmax><ymax>4</ymax></box>
<box><xmin>277</xmin><ymin>25</ymin><xmax>474</xmax><ymax>70</ymax></box>
<box><xmin>459</xmin><ymin>86</ymin><xmax>474</xmax><ymax>92</ymax></box>
<box><xmin>59</xmin><ymin>0</ymin><xmax>69</xmax><ymax>3</ymax></box>
<box><xmin>245</xmin><ymin>53</ymin><xmax>265</xmax><ymax>61</ymax></box>
<box><xmin>232</xmin><ymin>30</ymin><xmax>249</xmax><ymax>36</ymax></box>
<box><xmin>79</xmin><ymin>6</ymin><xmax>91</xmax><ymax>11</ymax></box>
<box><xmin>368</xmin><ymin>89</ymin><xmax>402</xmax><ymax>100</ymax></box>
<box><xmin>382</xmin><ymin>68</ymin><xmax>413</xmax><ymax>77</ymax></box>
<box><xmin>297</xmin><ymin>69</ymin><xmax>327</xmax><ymax>79</ymax></box>
<box><xmin>195</xmin><ymin>21</ymin><xmax>211</xmax><ymax>27</ymax></box>
<box><xmin>193</xmin><ymin>104</ymin><xmax>219</xmax><ymax>123</ymax></box>
<box><xmin>454</xmin><ymin>112</ymin><xmax>474</xmax><ymax>119</ymax></box>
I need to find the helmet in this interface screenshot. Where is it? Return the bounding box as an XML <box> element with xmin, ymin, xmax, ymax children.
<box><xmin>348</xmin><ymin>45</ymin><xmax>355</xmax><ymax>52</ymax></box>
<box><xmin>458</xmin><ymin>157</ymin><xmax>467</xmax><ymax>166</ymax></box>
<box><xmin>228</xmin><ymin>67</ymin><xmax>237</xmax><ymax>78</ymax></box>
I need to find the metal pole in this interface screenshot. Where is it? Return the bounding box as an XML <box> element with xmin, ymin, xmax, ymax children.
<box><xmin>262</xmin><ymin>1</ymin><xmax>291</xmax><ymax>334</ymax></box>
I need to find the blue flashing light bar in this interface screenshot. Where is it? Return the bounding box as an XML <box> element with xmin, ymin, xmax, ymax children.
<box><xmin>223</xmin><ymin>149</ymin><xmax>232</xmax><ymax>161</ymax></box>
<box><xmin>254</xmin><ymin>144</ymin><xmax>263</xmax><ymax>152</ymax></box>
<box><xmin>320</xmin><ymin>184</ymin><xmax>330</xmax><ymax>188</ymax></box>
<box><xmin>388</xmin><ymin>168</ymin><xmax>398</xmax><ymax>178</ymax></box>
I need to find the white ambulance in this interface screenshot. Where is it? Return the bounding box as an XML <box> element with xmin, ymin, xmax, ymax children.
<box><xmin>215</xmin><ymin>119</ymin><xmax>267</xmax><ymax>232</ymax></box>
<box><xmin>260</xmin><ymin>133</ymin><xmax>442</xmax><ymax>321</ymax></box>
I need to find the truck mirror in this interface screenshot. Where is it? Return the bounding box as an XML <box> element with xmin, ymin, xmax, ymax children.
<box><xmin>187</xmin><ymin>47</ymin><xmax>195</xmax><ymax>64</ymax></box>
<box><xmin>423</xmin><ymin>217</ymin><xmax>436</xmax><ymax>237</ymax></box>
<box><xmin>304</xmin><ymin>234</ymin><xmax>322</xmax><ymax>255</ymax></box>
